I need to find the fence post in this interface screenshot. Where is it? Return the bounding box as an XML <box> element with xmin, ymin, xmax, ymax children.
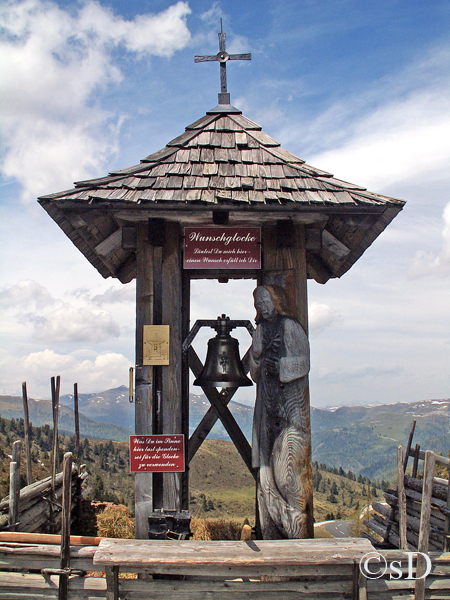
<box><xmin>59</xmin><ymin>452</ymin><xmax>73</xmax><ymax>600</ymax></box>
<box><xmin>8</xmin><ymin>440</ymin><xmax>22</xmax><ymax>531</ymax></box>
<box><xmin>415</xmin><ymin>450</ymin><xmax>436</xmax><ymax>600</ymax></box>
<box><xmin>397</xmin><ymin>445</ymin><xmax>408</xmax><ymax>549</ymax></box>
<box><xmin>22</xmin><ymin>382</ymin><xmax>33</xmax><ymax>486</ymax></box>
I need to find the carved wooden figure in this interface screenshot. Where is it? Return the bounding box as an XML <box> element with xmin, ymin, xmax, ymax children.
<box><xmin>250</xmin><ymin>285</ymin><xmax>313</xmax><ymax>539</ymax></box>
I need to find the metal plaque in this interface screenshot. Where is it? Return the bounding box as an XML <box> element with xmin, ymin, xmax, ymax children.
<box><xmin>143</xmin><ymin>325</ymin><xmax>170</xmax><ymax>365</ymax></box>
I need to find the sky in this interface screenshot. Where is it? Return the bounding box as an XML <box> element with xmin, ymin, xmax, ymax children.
<box><xmin>0</xmin><ymin>0</ymin><xmax>449</xmax><ymax>408</ymax></box>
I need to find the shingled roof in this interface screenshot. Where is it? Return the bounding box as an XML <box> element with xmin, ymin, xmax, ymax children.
<box><xmin>39</xmin><ymin>105</ymin><xmax>405</xmax><ymax>284</ymax></box>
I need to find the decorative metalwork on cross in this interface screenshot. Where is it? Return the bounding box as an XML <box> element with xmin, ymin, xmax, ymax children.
<box><xmin>195</xmin><ymin>20</ymin><xmax>251</xmax><ymax>105</ymax></box>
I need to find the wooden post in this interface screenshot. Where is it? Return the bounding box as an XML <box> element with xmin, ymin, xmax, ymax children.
<box><xmin>134</xmin><ymin>223</ymin><xmax>154</xmax><ymax>538</ymax></box>
<box><xmin>446</xmin><ymin>451</ymin><xmax>450</xmax><ymax>552</ymax></box>
<box><xmin>397</xmin><ymin>445</ymin><xmax>408</xmax><ymax>549</ymax></box>
<box><xmin>161</xmin><ymin>222</ymin><xmax>183</xmax><ymax>511</ymax></box>
<box><xmin>412</xmin><ymin>444</ymin><xmax>420</xmax><ymax>478</ymax></box>
<box><xmin>415</xmin><ymin>450</ymin><xmax>436</xmax><ymax>600</ymax></box>
<box><xmin>21</xmin><ymin>382</ymin><xmax>33</xmax><ymax>486</ymax></box>
<box><xmin>50</xmin><ymin>376</ymin><xmax>60</xmax><ymax>534</ymax></box>
<box><xmin>8</xmin><ymin>441</ymin><xmax>22</xmax><ymax>531</ymax></box>
<box><xmin>73</xmin><ymin>383</ymin><xmax>80</xmax><ymax>466</ymax></box>
<box><xmin>59</xmin><ymin>452</ymin><xmax>72</xmax><ymax>600</ymax></box>
<box><xmin>403</xmin><ymin>419</ymin><xmax>416</xmax><ymax>472</ymax></box>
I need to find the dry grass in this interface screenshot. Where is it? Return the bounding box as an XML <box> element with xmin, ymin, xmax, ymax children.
<box><xmin>96</xmin><ymin>504</ymin><xmax>135</xmax><ymax>539</ymax></box>
<box><xmin>190</xmin><ymin>517</ymin><xmax>243</xmax><ymax>540</ymax></box>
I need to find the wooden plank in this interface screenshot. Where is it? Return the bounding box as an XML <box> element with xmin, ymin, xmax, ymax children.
<box><xmin>22</xmin><ymin>383</ymin><xmax>33</xmax><ymax>486</ymax></box>
<box><xmin>134</xmin><ymin>223</ymin><xmax>155</xmax><ymax>538</ymax></box>
<box><xmin>94</xmin><ymin>538</ymin><xmax>374</xmax><ymax>574</ymax></box>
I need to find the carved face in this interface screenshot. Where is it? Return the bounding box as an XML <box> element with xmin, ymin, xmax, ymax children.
<box><xmin>254</xmin><ymin>287</ymin><xmax>277</xmax><ymax>321</ymax></box>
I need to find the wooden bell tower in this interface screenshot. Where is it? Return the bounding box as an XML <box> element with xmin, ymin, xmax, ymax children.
<box><xmin>39</xmin><ymin>27</ymin><xmax>405</xmax><ymax>539</ymax></box>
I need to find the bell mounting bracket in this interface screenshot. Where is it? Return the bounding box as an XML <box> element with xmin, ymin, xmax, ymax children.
<box><xmin>182</xmin><ymin>314</ymin><xmax>254</xmax><ymax>354</ymax></box>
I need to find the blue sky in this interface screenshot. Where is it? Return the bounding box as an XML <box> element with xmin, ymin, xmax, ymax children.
<box><xmin>0</xmin><ymin>0</ymin><xmax>449</xmax><ymax>407</ymax></box>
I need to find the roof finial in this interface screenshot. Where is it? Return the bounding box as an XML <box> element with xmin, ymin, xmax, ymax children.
<box><xmin>195</xmin><ymin>23</ymin><xmax>251</xmax><ymax>105</ymax></box>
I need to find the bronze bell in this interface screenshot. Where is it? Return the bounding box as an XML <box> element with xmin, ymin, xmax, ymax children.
<box><xmin>194</xmin><ymin>315</ymin><xmax>253</xmax><ymax>388</ymax></box>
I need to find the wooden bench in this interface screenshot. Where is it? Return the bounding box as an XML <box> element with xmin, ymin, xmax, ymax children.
<box><xmin>93</xmin><ymin>537</ymin><xmax>375</xmax><ymax>599</ymax></box>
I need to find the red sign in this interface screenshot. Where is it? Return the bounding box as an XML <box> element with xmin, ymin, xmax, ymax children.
<box><xmin>184</xmin><ymin>227</ymin><xmax>261</xmax><ymax>269</ymax></box>
<box><xmin>130</xmin><ymin>435</ymin><xmax>185</xmax><ymax>473</ymax></box>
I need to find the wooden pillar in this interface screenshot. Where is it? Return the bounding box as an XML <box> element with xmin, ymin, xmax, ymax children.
<box><xmin>161</xmin><ymin>222</ymin><xmax>183</xmax><ymax>511</ymax></box>
<box><xmin>261</xmin><ymin>221</ymin><xmax>314</xmax><ymax>538</ymax></box>
<box><xmin>134</xmin><ymin>223</ymin><xmax>154</xmax><ymax>539</ymax></box>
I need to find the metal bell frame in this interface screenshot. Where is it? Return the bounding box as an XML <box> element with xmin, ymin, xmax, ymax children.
<box><xmin>182</xmin><ymin>315</ymin><xmax>254</xmax><ymax>395</ymax></box>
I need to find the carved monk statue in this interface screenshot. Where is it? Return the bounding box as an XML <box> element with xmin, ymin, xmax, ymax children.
<box><xmin>250</xmin><ymin>285</ymin><xmax>313</xmax><ymax>539</ymax></box>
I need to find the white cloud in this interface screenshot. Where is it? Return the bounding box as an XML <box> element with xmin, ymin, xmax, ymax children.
<box><xmin>21</xmin><ymin>305</ymin><xmax>120</xmax><ymax>343</ymax></box>
<box><xmin>91</xmin><ymin>284</ymin><xmax>136</xmax><ymax>306</ymax></box>
<box><xmin>0</xmin><ymin>348</ymin><xmax>132</xmax><ymax>396</ymax></box>
<box><xmin>0</xmin><ymin>0</ymin><xmax>191</xmax><ymax>202</ymax></box>
<box><xmin>408</xmin><ymin>201</ymin><xmax>450</xmax><ymax>278</ymax></box>
<box><xmin>309</xmin><ymin>302</ymin><xmax>340</xmax><ymax>334</ymax></box>
<box><xmin>0</xmin><ymin>280</ymin><xmax>55</xmax><ymax>310</ymax></box>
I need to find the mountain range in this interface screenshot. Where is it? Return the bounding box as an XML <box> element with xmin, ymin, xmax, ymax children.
<box><xmin>0</xmin><ymin>386</ymin><xmax>448</xmax><ymax>480</ymax></box>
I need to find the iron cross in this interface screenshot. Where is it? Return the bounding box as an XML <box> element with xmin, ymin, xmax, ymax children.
<box><xmin>195</xmin><ymin>21</ymin><xmax>251</xmax><ymax>105</ymax></box>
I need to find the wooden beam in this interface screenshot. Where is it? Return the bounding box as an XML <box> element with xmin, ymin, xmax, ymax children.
<box><xmin>416</xmin><ymin>450</ymin><xmax>436</xmax><ymax>600</ymax></box>
<box><xmin>21</xmin><ymin>383</ymin><xmax>33</xmax><ymax>486</ymax></box>
<box><xmin>134</xmin><ymin>223</ymin><xmax>154</xmax><ymax>539</ymax></box>
<box><xmin>95</xmin><ymin>229</ymin><xmax>122</xmax><ymax>257</ymax></box>
<box><xmin>161</xmin><ymin>222</ymin><xmax>183</xmax><ymax>511</ymax></box>
<box><xmin>322</xmin><ymin>230</ymin><xmax>351</xmax><ymax>261</ymax></box>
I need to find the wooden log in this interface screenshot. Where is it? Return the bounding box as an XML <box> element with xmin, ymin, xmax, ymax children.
<box><xmin>22</xmin><ymin>382</ymin><xmax>33</xmax><ymax>486</ymax></box>
<box><xmin>397</xmin><ymin>445</ymin><xmax>408</xmax><ymax>549</ymax></box>
<box><xmin>73</xmin><ymin>383</ymin><xmax>80</xmax><ymax>466</ymax></box>
<box><xmin>405</xmin><ymin>475</ymin><xmax>448</xmax><ymax>502</ymax></box>
<box><xmin>0</xmin><ymin>542</ymin><xmax>97</xmax><ymax>572</ymax></box>
<box><xmin>0</xmin><ymin>532</ymin><xmax>101</xmax><ymax>545</ymax></box>
<box><xmin>416</xmin><ymin>450</ymin><xmax>436</xmax><ymax>600</ymax></box>
<box><xmin>371</xmin><ymin>502</ymin><xmax>444</xmax><ymax>547</ymax></box>
<box><xmin>411</xmin><ymin>443</ymin><xmax>420</xmax><ymax>478</ymax></box>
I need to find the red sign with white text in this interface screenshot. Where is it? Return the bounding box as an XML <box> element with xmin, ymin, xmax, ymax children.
<box><xmin>129</xmin><ymin>435</ymin><xmax>185</xmax><ymax>473</ymax></box>
<box><xmin>184</xmin><ymin>227</ymin><xmax>261</xmax><ymax>269</ymax></box>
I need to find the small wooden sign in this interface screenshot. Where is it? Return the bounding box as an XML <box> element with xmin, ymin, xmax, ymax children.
<box><xmin>143</xmin><ymin>325</ymin><xmax>169</xmax><ymax>365</ymax></box>
<box><xmin>184</xmin><ymin>226</ymin><xmax>261</xmax><ymax>269</ymax></box>
<box><xmin>130</xmin><ymin>435</ymin><xmax>185</xmax><ymax>473</ymax></box>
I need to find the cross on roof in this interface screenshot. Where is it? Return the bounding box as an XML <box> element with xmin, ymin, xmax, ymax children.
<box><xmin>195</xmin><ymin>20</ymin><xmax>251</xmax><ymax>105</ymax></box>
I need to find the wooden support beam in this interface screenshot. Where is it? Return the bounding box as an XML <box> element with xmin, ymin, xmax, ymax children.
<box><xmin>95</xmin><ymin>229</ymin><xmax>122</xmax><ymax>257</ymax></box>
<box><xmin>322</xmin><ymin>229</ymin><xmax>351</xmax><ymax>261</ymax></box>
<box><xmin>161</xmin><ymin>222</ymin><xmax>183</xmax><ymax>511</ymax></box>
<box><xmin>134</xmin><ymin>223</ymin><xmax>155</xmax><ymax>539</ymax></box>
